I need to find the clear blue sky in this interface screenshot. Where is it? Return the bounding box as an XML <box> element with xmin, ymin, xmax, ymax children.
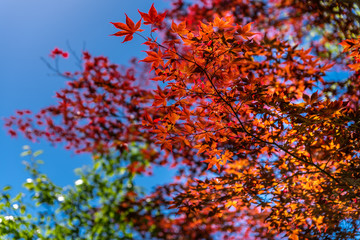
<box><xmin>0</xmin><ymin>0</ymin><xmax>174</xmax><ymax>193</ymax></box>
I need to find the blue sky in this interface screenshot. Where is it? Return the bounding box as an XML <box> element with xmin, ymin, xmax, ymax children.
<box><xmin>0</xmin><ymin>0</ymin><xmax>174</xmax><ymax>193</ymax></box>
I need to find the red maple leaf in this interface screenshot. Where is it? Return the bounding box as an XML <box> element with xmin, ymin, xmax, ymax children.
<box><xmin>138</xmin><ymin>3</ymin><xmax>166</xmax><ymax>26</ymax></box>
<box><xmin>110</xmin><ymin>14</ymin><xmax>144</xmax><ymax>43</ymax></box>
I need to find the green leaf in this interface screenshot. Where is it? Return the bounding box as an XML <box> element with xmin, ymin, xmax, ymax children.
<box><xmin>36</xmin><ymin>160</ymin><xmax>44</xmax><ymax>165</ymax></box>
<box><xmin>20</xmin><ymin>151</ymin><xmax>31</xmax><ymax>157</ymax></box>
<box><xmin>94</xmin><ymin>161</ymin><xmax>101</xmax><ymax>170</ymax></box>
<box><xmin>20</xmin><ymin>205</ymin><xmax>26</xmax><ymax>215</ymax></box>
<box><xmin>13</xmin><ymin>193</ymin><xmax>23</xmax><ymax>202</ymax></box>
<box><xmin>33</xmin><ymin>150</ymin><xmax>43</xmax><ymax>157</ymax></box>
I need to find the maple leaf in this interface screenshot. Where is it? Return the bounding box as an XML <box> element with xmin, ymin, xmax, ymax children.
<box><xmin>339</xmin><ymin>39</ymin><xmax>357</xmax><ymax>52</ymax></box>
<box><xmin>349</xmin><ymin>62</ymin><xmax>360</xmax><ymax>71</ymax></box>
<box><xmin>138</xmin><ymin>3</ymin><xmax>166</xmax><ymax>26</ymax></box>
<box><xmin>110</xmin><ymin>14</ymin><xmax>144</xmax><ymax>43</ymax></box>
<box><xmin>140</xmin><ymin>49</ymin><xmax>164</xmax><ymax>71</ymax></box>
<box><xmin>213</xmin><ymin>16</ymin><xmax>233</xmax><ymax>29</ymax></box>
<box><xmin>171</xmin><ymin>20</ymin><xmax>188</xmax><ymax>35</ymax></box>
<box><xmin>143</xmin><ymin>37</ymin><xmax>158</xmax><ymax>49</ymax></box>
<box><xmin>236</xmin><ymin>22</ymin><xmax>258</xmax><ymax>39</ymax></box>
<box><xmin>202</xmin><ymin>157</ymin><xmax>221</xmax><ymax>171</ymax></box>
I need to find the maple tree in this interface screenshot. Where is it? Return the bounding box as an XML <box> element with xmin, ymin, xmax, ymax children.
<box><xmin>4</xmin><ymin>0</ymin><xmax>360</xmax><ymax>239</ymax></box>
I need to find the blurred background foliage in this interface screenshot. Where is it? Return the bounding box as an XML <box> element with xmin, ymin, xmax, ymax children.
<box><xmin>0</xmin><ymin>145</ymin><xmax>164</xmax><ymax>239</ymax></box>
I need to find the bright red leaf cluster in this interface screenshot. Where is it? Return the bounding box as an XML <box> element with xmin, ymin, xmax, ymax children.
<box><xmin>49</xmin><ymin>47</ymin><xmax>69</xmax><ymax>58</ymax></box>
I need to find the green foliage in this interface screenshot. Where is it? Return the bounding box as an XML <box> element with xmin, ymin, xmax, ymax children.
<box><xmin>0</xmin><ymin>145</ymin><xmax>151</xmax><ymax>239</ymax></box>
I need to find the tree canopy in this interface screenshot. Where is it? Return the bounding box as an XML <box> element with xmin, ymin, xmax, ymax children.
<box><xmin>4</xmin><ymin>0</ymin><xmax>360</xmax><ymax>239</ymax></box>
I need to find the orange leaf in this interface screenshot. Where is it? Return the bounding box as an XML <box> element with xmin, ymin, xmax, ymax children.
<box><xmin>140</xmin><ymin>49</ymin><xmax>164</xmax><ymax>71</ymax></box>
<box><xmin>339</xmin><ymin>39</ymin><xmax>357</xmax><ymax>52</ymax></box>
<box><xmin>202</xmin><ymin>157</ymin><xmax>221</xmax><ymax>171</ymax></box>
<box><xmin>213</xmin><ymin>16</ymin><xmax>233</xmax><ymax>29</ymax></box>
<box><xmin>237</xmin><ymin>22</ymin><xmax>258</xmax><ymax>39</ymax></box>
<box><xmin>171</xmin><ymin>20</ymin><xmax>187</xmax><ymax>35</ymax></box>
